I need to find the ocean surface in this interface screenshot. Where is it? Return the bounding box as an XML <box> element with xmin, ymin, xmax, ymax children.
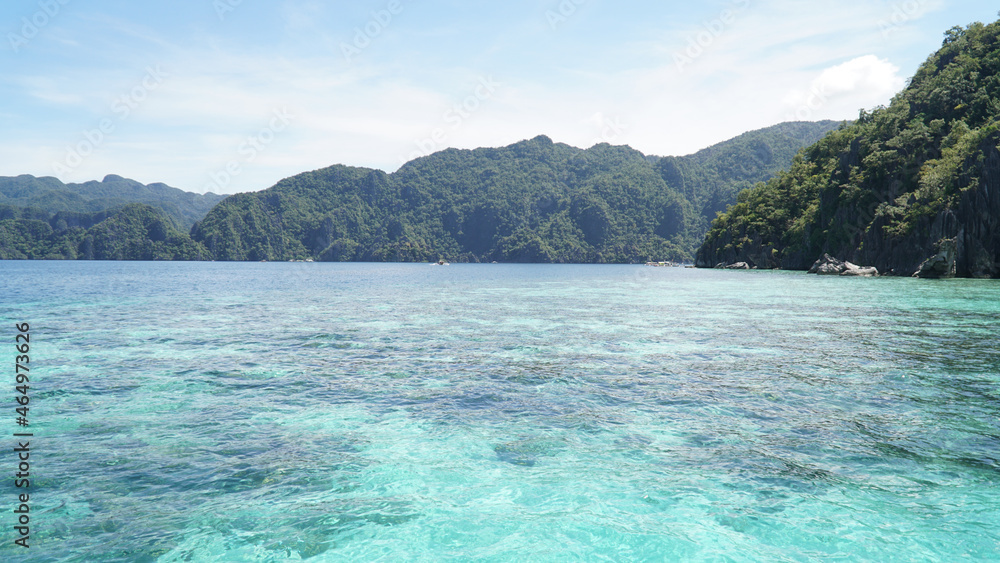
<box><xmin>1</xmin><ymin>261</ymin><xmax>998</xmax><ymax>562</ymax></box>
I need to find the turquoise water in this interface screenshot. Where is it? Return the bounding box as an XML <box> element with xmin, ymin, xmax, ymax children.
<box><xmin>1</xmin><ymin>262</ymin><xmax>998</xmax><ymax>561</ymax></box>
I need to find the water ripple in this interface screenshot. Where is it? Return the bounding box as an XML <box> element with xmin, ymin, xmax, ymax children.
<box><xmin>1</xmin><ymin>263</ymin><xmax>998</xmax><ymax>561</ymax></box>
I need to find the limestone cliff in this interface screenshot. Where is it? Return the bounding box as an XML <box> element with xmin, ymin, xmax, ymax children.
<box><xmin>697</xmin><ymin>20</ymin><xmax>1000</xmax><ymax>278</ymax></box>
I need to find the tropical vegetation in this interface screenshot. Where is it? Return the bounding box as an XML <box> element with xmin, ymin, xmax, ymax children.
<box><xmin>698</xmin><ymin>20</ymin><xmax>1000</xmax><ymax>278</ymax></box>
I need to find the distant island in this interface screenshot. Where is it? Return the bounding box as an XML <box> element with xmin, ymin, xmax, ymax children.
<box><xmin>697</xmin><ymin>20</ymin><xmax>1000</xmax><ymax>279</ymax></box>
<box><xmin>1</xmin><ymin>121</ymin><xmax>838</xmax><ymax>263</ymax></box>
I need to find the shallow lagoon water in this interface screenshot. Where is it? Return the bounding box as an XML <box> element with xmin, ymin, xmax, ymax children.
<box><xmin>1</xmin><ymin>262</ymin><xmax>998</xmax><ymax>561</ymax></box>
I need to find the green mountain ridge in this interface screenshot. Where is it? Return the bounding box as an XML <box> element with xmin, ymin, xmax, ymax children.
<box><xmin>0</xmin><ymin>174</ymin><xmax>226</xmax><ymax>230</ymax></box>
<box><xmin>658</xmin><ymin>121</ymin><xmax>843</xmax><ymax>224</ymax></box>
<box><xmin>697</xmin><ymin>19</ymin><xmax>1000</xmax><ymax>278</ymax></box>
<box><xmin>0</xmin><ymin>121</ymin><xmax>839</xmax><ymax>262</ymax></box>
<box><xmin>190</xmin><ymin>121</ymin><xmax>840</xmax><ymax>263</ymax></box>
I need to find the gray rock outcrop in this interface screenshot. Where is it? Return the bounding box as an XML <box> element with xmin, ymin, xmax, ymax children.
<box><xmin>841</xmin><ymin>266</ymin><xmax>878</xmax><ymax>277</ymax></box>
<box><xmin>808</xmin><ymin>254</ymin><xmax>847</xmax><ymax>275</ymax></box>
<box><xmin>913</xmin><ymin>237</ymin><xmax>958</xmax><ymax>278</ymax></box>
<box><xmin>808</xmin><ymin>253</ymin><xmax>878</xmax><ymax>276</ymax></box>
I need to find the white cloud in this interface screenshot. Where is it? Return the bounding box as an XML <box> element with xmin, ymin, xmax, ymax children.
<box><xmin>811</xmin><ymin>55</ymin><xmax>903</xmax><ymax>99</ymax></box>
<box><xmin>781</xmin><ymin>55</ymin><xmax>906</xmax><ymax>121</ymax></box>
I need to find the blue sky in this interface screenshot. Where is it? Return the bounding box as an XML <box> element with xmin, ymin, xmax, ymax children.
<box><xmin>2</xmin><ymin>1</ymin><xmax>997</xmax><ymax>194</ymax></box>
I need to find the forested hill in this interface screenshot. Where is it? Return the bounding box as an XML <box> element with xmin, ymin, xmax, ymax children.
<box><xmin>658</xmin><ymin>121</ymin><xmax>841</xmax><ymax>223</ymax></box>
<box><xmin>698</xmin><ymin>20</ymin><xmax>1000</xmax><ymax>278</ymax></box>
<box><xmin>191</xmin><ymin>121</ymin><xmax>839</xmax><ymax>263</ymax></box>
<box><xmin>0</xmin><ymin>203</ymin><xmax>208</xmax><ymax>260</ymax></box>
<box><xmin>0</xmin><ymin>174</ymin><xmax>225</xmax><ymax>230</ymax></box>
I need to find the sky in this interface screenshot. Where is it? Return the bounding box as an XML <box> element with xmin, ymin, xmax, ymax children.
<box><xmin>1</xmin><ymin>1</ymin><xmax>997</xmax><ymax>195</ymax></box>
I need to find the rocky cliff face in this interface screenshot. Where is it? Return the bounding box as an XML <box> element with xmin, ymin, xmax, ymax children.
<box><xmin>697</xmin><ymin>134</ymin><xmax>1000</xmax><ymax>277</ymax></box>
<box><xmin>952</xmin><ymin>137</ymin><xmax>1000</xmax><ymax>277</ymax></box>
<box><xmin>696</xmin><ymin>20</ymin><xmax>1000</xmax><ymax>278</ymax></box>
<box><xmin>855</xmin><ymin>134</ymin><xmax>1000</xmax><ymax>278</ymax></box>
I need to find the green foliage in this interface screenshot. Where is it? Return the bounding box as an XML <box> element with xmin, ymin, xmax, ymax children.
<box><xmin>1</xmin><ymin>124</ymin><xmax>836</xmax><ymax>264</ymax></box>
<box><xmin>192</xmin><ymin>123</ymin><xmax>839</xmax><ymax>264</ymax></box>
<box><xmin>699</xmin><ymin>18</ymin><xmax>1000</xmax><ymax>268</ymax></box>
<box><xmin>0</xmin><ymin>203</ymin><xmax>208</xmax><ymax>260</ymax></box>
<box><xmin>659</xmin><ymin>121</ymin><xmax>842</xmax><ymax>225</ymax></box>
<box><xmin>0</xmin><ymin>174</ymin><xmax>225</xmax><ymax>230</ymax></box>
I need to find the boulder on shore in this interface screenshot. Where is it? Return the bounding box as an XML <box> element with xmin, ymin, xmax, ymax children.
<box><xmin>913</xmin><ymin>238</ymin><xmax>957</xmax><ymax>279</ymax></box>
<box><xmin>808</xmin><ymin>254</ymin><xmax>847</xmax><ymax>275</ymax></box>
<box><xmin>841</xmin><ymin>266</ymin><xmax>879</xmax><ymax>277</ymax></box>
<box><xmin>808</xmin><ymin>254</ymin><xmax>878</xmax><ymax>276</ymax></box>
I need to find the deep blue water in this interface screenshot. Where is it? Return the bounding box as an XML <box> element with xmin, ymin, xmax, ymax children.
<box><xmin>1</xmin><ymin>261</ymin><xmax>998</xmax><ymax>561</ymax></box>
